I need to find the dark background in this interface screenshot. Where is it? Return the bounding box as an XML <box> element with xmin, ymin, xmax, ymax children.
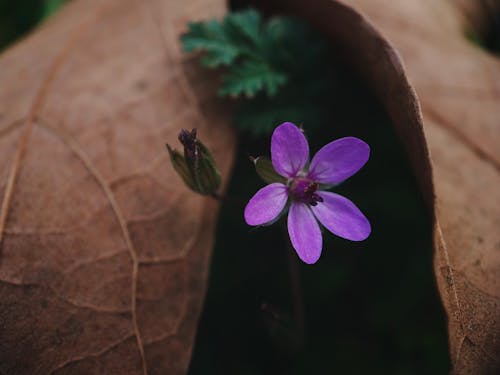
<box><xmin>188</xmin><ymin>62</ymin><xmax>450</xmax><ymax>374</ymax></box>
<box><xmin>188</xmin><ymin>1</ymin><xmax>450</xmax><ymax>374</ymax></box>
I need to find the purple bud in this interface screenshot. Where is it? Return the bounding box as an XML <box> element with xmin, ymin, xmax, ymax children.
<box><xmin>167</xmin><ymin>128</ymin><xmax>221</xmax><ymax>196</ymax></box>
<box><xmin>178</xmin><ymin>128</ymin><xmax>199</xmax><ymax>161</ymax></box>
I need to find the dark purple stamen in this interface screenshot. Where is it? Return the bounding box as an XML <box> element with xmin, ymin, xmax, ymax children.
<box><xmin>289</xmin><ymin>178</ymin><xmax>323</xmax><ymax>206</ymax></box>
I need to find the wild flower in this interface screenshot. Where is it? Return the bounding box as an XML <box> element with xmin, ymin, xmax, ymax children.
<box><xmin>244</xmin><ymin>122</ymin><xmax>371</xmax><ymax>264</ymax></box>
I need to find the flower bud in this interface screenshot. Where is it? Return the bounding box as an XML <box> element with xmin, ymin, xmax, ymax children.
<box><xmin>167</xmin><ymin>128</ymin><xmax>221</xmax><ymax>196</ymax></box>
<box><xmin>251</xmin><ymin>157</ymin><xmax>286</xmax><ymax>184</ymax></box>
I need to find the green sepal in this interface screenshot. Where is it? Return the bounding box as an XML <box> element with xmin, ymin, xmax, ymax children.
<box><xmin>166</xmin><ymin>144</ymin><xmax>198</xmax><ymax>191</ymax></box>
<box><xmin>191</xmin><ymin>141</ymin><xmax>221</xmax><ymax>195</ymax></box>
<box><xmin>252</xmin><ymin>157</ymin><xmax>287</xmax><ymax>184</ymax></box>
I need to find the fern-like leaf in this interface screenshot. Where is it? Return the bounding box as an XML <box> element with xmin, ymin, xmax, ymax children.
<box><xmin>220</xmin><ymin>60</ymin><xmax>286</xmax><ymax>98</ymax></box>
<box><xmin>181</xmin><ymin>9</ymin><xmax>335</xmax><ymax>136</ymax></box>
<box><xmin>181</xmin><ymin>20</ymin><xmax>240</xmax><ymax>67</ymax></box>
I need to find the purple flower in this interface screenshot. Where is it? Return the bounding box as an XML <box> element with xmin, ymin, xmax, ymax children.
<box><xmin>244</xmin><ymin>122</ymin><xmax>371</xmax><ymax>264</ymax></box>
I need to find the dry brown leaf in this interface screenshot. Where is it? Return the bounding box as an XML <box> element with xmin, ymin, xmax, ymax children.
<box><xmin>2</xmin><ymin>0</ymin><xmax>498</xmax><ymax>372</ymax></box>
<box><xmin>0</xmin><ymin>0</ymin><xmax>235</xmax><ymax>374</ymax></box>
<box><xmin>269</xmin><ymin>0</ymin><xmax>499</xmax><ymax>373</ymax></box>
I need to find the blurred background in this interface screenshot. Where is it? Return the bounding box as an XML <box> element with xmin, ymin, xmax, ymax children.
<box><xmin>0</xmin><ymin>0</ymin><xmax>67</xmax><ymax>50</ymax></box>
<box><xmin>3</xmin><ymin>1</ymin><xmax>498</xmax><ymax>374</ymax></box>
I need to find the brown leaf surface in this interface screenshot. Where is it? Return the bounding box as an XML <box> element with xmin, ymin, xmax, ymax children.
<box><xmin>0</xmin><ymin>0</ymin><xmax>234</xmax><ymax>374</ymax></box>
<box><xmin>271</xmin><ymin>0</ymin><xmax>499</xmax><ymax>373</ymax></box>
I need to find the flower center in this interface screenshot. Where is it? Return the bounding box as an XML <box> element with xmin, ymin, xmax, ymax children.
<box><xmin>288</xmin><ymin>178</ymin><xmax>323</xmax><ymax>206</ymax></box>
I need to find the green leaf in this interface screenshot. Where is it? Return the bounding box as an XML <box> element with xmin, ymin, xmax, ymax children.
<box><xmin>220</xmin><ymin>60</ymin><xmax>287</xmax><ymax>98</ymax></box>
<box><xmin>180</xmin><ymin>9</ymin><xmax>336</xmax><ymax>136</ymax></box>
<box><xmin>224</xmin><ymin>9</ymin><xmax>262</xmax><ymax>48</ymax></box>
<box><xmin>181</xmin><ymin>20</ymin><xmax>240</xmax><ymax>67</ymax></box>
<box><xmin>181</xmin><ymin>9</ymin><xmax>290</xmax><ymax>95</ymax></box>
<box><xmin>43</xmin><ymin>0</ymin><xmax>67</xmax><ymax>18</ymax></box>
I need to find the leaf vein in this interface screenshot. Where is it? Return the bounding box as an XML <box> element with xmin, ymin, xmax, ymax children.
<box><xmin>38</xmin><ymin>121</ymin><xmax>148</xmax><ymax>374</ymax></box>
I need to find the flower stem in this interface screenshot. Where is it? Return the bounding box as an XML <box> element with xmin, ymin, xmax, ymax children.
<box><xmin>209</xmin><ymin>192</ymin><xmax>223</xmax><ymax>201</ymax></box>
<box><xmin>284</xmin><ymin>228</ymin><xmax>306</xmax><ymax>347</ymax></box>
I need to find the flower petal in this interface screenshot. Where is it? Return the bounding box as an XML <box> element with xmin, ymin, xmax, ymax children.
<box><xmin>287</xmin><ymin>202</ymin><xmax>322</xmax><ymax>264</ymax></box>
<box><xmin>311</xmin><ymin>191</ymin><xmax>371</xmax><ymax>241</ymax></box>
<box><xmin>271</xmin><ymin>122</ymin><xmax>309</xmax><ymax>178</ymax></box>
<box><xmin>244</xmin><ymin>183</ymin><xmax>288</xmax><ymax>226</ymax></box>
<box><xmin>308</xmin><ymin>137</ymin><xmax>369</xmax><ymax>185</ymax></box>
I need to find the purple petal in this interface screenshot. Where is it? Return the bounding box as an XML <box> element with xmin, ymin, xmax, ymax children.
<box><xmin>271</xmin><ymin>122</ymin><xmax>309</xmax><ymax>178</ymax></box>
<box><xmin>308</xmin><ymin>137</ymin><xmax>369</xmax><ymax>185</ymax></box>
<box><xmin>287</xmin><ymin>202</ymin><xmax>322</xmax><ymax>264</ymax></box>
<box><xmin>244</xmin><ymin>183</ymin><xmax>288</xmax><ymax>226</ymax></box>
<box><xmin>311</xmin><ymin>191</ymin><xmax>371</xmax><ymax>241</ymax></box>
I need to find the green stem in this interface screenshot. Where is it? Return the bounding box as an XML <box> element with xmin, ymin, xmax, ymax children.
<box><xmin>284</xmin><ymin>227</ymin><xmax>306</xmax><ymax>347</ymax></box>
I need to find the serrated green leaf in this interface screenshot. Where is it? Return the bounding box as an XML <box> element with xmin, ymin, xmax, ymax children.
<box><xmin>224</xmin><ymin>9</ymin><xmax>262</xmax><ymax>48</ymax></box>
<box><xmin>180</xmin><ymin>9</ymin><xmax>336</xmax><ymax>136</ymax></box>
<box><xmin>220</xmin><ymin>60</ymin><xmax>287</xmax><ymax>98</ymax></box>
<box><xmin>181</xmin><ymin>20</ymin><xmax>240</xmax><ymax>67</ymax></box>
